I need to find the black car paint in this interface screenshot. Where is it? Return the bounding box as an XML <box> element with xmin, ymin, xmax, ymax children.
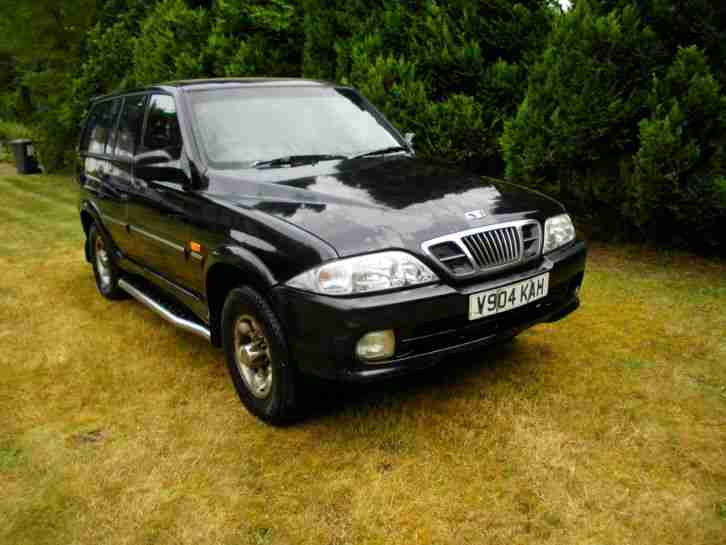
<box><xmin>78</xmin><ymin>79</ymin><xmax>586</xmax><ymax>381</ymax></box>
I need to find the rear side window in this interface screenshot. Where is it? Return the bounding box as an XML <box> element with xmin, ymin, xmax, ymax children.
<box><xmin>83</xmin><ymin>99</ymin><xmax>122</xmax><ymax>155</ymax></box>
<box><xmin>143</xmin><ymin>94</ymin><xmax>182</xmax><ymax>158</ymax></box>
<box><xmin>114</xmin><ymin>95</ymin><xmax>147</xmax><ymax>159</ymax></box>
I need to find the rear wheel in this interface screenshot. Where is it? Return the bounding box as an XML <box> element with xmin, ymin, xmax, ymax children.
<box><xmin>221</xmin><ymin>286</ymin><xmax>297</xmax><ymax>425</ymax></box>
<box><xmin>88</xmin><ymin>224</ymin><xmax>126</xmax><ymax>300</ymax></box>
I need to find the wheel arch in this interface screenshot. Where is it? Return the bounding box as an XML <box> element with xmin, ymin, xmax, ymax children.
<box><xmin>205</xmin><ymin>248</ymin><xmax>278</xmax><ymax>347</ymax></box>
<box><xmin>80</xmin><ymin>209</ymin><xmax>95</xmax><ymax>235</ymax></box>
<box><xmin>80</xmin><ymin>202</ymin><xmax>103</xmax><ymax>263</ymax></box>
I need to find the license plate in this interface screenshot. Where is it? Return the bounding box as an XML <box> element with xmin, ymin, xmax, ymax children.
<box><xmin>469</xmin><ymin>273</ymin><xmax>549</xmax><ymax>321</ymax></box>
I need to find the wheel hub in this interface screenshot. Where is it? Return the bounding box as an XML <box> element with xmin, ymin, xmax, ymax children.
<box><xmin>95</xmin><ymin>235</ymin><xmax>112</xmax><ymax>288</ymax></box>
<box><xmin>233</xmin><ymin>315</ymin><xmax>273</xmax><ymax>399</ymax></box>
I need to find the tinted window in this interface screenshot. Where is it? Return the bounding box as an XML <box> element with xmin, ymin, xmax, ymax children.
<box><xmin>143</xmin><ymin>94</ymin><xmax>182</xmax><ymax>158</ymax></box>
<box><xmin>83</xmin><ymin>99</ymin><xmax>122</xmax><ymax>155</ymax></box>
<box><xmin>114</xmin><ymin>95</ymin><xmax>147</xmax><ymax>159</ymax></box>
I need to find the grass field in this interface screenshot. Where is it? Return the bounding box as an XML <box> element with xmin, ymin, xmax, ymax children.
<box><xmin>1</xmin><ymin>162</ymin><xmax>725</xmax><ymax>545</ymax></box>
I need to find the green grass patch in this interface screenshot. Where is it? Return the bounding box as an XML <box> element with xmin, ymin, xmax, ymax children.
<box><xmin>1</xmin><ymin>166</ymin><xmax>725</xmax><ymax>545</ymax></box>
<box><xmin>0</xmin><ymin>445</ymin><xmax>22</xmax><ymax>470</ymax></box>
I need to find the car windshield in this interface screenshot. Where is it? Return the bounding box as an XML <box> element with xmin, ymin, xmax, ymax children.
<box><xmin>187</xmin><ymin>86</ymin><xmax>404</xmax><ymax>169</ymax></box>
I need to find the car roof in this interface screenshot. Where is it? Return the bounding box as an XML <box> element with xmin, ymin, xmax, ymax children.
<box><xmin>168</xmin><ymin>77</ymin><xmax>335</xmax><ymax>88</ymax></box>
<box><xmin>91</xmin><ymin>78</ymin><xmax>337</xmax><ymax>102</ymax></box>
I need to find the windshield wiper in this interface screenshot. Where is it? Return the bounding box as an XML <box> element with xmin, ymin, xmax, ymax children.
<box><xmin>348</xmin><ymin>146</ymin><xmax>410</xmax><ymax>160</ymax></box>
<box><xmin>251</xmin><ymin>154</ymin><xmax>347</xmax><ymax>168</ymax></box>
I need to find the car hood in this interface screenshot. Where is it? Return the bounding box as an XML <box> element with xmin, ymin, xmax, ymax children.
<box><xmin>206</xmin><ymin>156</ymin><xmax>564</xmax><ymax>258</ymax></box>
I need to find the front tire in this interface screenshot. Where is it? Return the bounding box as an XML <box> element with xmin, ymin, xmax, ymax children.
<box><xmin>88</xmin><ymin>224</ymin><xmax>126</xmax><ymax>300</ymax></box>
<box><xmin>221</xmin><ymin>286</ymin><xmax>297</xmax><ymax>425</ymax></box>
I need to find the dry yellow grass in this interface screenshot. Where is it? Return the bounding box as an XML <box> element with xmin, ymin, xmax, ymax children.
<box><xmin>1</xmin><ymin>163</ymin><xmax>725</xmax><ymax>545</ymax></box>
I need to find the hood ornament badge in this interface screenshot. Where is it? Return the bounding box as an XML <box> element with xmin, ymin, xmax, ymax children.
<box><xmin>464</xmin><ymin>209</ymin><xmax>487</xmax><ymax>221</ymax></box>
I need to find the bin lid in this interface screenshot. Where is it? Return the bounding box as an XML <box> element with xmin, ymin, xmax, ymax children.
<box><xmin>9</xmin><ymin>139</ymin><xmax>32</xmax><ymax>144</ymax></box>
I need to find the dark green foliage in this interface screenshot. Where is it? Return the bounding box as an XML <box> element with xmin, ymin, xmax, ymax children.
<box><xmin>131</xmin><ymin>0</ymin><xmax>211</xmax><ymax>85</ymax></box>
<box><xmin>501</xmin><ymin>3</ymin><xmax>657</xmax><ymax>204</ymax></box>
<box><xmin>502</xmin><ymin>0</ymin><xmax>726</xmax><ymax>253</ymax></box>
<box><xmin>1</xmin><ymin>0</ymin><xmax>724</xmax><ymax>253</ymax></box>
<box><xmin>207</xmin><ymin>0</ymin><xmax>303</xmax><ymax>77</ymax></box>
<box><xmin>0</xmin><ymin>53</ymin><xmax>16</xmax><ymax>120</ymax></box>
<box><xmin>74</xmin><ymin>1</ymin><xmax>151</xmax><ymax>99</ymax></box>
<box><xmin>71</xmin><ymin>0</ymin><xmax>152</xmax><ymax>140</ymax></box>
<box><xmin>592</xmin><ymin>0</ymin><xmax>726</xmax><ymax>84</ymax></box>
<box><xmin>303</xmin><ymin>0</ymin><xmax>555</xmax><ymax>169</ymax></box>
<box><xmin>625</xmin><ymin>47</ymin><xmax>726</xmax><ymax>250</ymax></box>
<box><xmin>0</xmin><ymin>0</ymin><xmax>98</xmax><ymax>170</ymax></box>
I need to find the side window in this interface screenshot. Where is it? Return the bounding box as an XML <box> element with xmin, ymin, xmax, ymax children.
<box><xmin>114</xmin><ymin>95</ymin><xmax>147</xmax><ymax>159</ymax></box>
<box><xmin>105</xmin><ymin>99</ymin><xmax>123</xmax><ymax>154</ymax></box>
<box><xmin>83</xmin><ymin>99</ymin><xmax>122</xmax><ymax>155</ymax></box>
<box><xmin>143</xmin><ymin>94</ymin><xmax>182</xmax><ymax>159</ymax></box>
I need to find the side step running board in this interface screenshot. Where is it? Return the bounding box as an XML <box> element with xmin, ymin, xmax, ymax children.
<box><xmin>118</xmin><ymin>279</ymin><xmax>211</xmax><ymax>341</ymax></box>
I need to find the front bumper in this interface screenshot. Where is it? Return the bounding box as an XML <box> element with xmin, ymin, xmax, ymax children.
<box><xmin>271</xmin><ymin>240</ymin><xmax>586</xmax><ymax>382</ymax></box>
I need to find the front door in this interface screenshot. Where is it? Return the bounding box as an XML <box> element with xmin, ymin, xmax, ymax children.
<box><xmin>125</xmin><ymin>93</ymin><xmax>196</xmax><ymax>293</ymax></box>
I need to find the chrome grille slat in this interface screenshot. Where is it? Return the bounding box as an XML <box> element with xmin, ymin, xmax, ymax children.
<box><xmin>478</xmin><ymin>232</ymin><xmax>492</xmax><ymax>265</ymax></box>
<box><xmin>488</xmin><ymin>231</ymin><xmax>503</xmax><ymax>264</ymax></box>
<box><xmin>476</xmin><ymin>234</ymin><xmax>493</xmax><ymax>264</ymax></box>
<box><xmin>422</xmin><ymin>220</ymin><xmax>542</xmax><ymax>278</ymax></box>
<box><xmin>503</xmin><ymin>229</ymin><xmax>512</xmax><ymax>260</ymax></box>
<box><xmin>508</xmin><ymin>228</ymin><xmax>519</xmax><ymax>258</ymax></box>
<box><xmin>499</xmin><ymin>230</ymin><xmax>511</xmax><ymax>261</ymax></box>
<box><xmin>439</xmin><ymin>253</ymin><xmax>467</xmax><ymax>262</ymax></box>
<box><xmin>504</xmin><ymin>230</ymin><xmax>512</xmax><ymax>260</ymax></box>
<box><xmin>473</xmin><ymin>237</ymin><xmax>490</xmax><ymax>265</ymax></box>
<box><xmin>486</xmin><ymin>232</ymin><xmax>499</xmax><ymax>264</ymax></box>
<box><xmin>478</xmin><ymin>232</ymin><xmax>494</xmax><ymax>265</ymax></box>
<box><xmin>473</xmin><ymin>234</ymin><xmax>489</xmax><ymax>264</ymax></box>
<box><xmin>516</xmin><ymin>230</ymin><xmax>523</xmax><ymax>255</ymax></box>
<box><xmin>462</xmin><ymin>238</ymin><xmax>482</xmax><ymax>265</ymax></box>
<box><xmin>476</xmin><ymin>232</ymin><xmax>491</xmax><ymax>265</ymax></box>
<box><xmin>497</xmin><ymin>230</ymin><xmax>512</xmax><ymax>262</ymax></box>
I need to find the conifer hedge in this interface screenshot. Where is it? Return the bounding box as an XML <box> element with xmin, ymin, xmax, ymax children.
<box><xmin>0</xmin><ymin>0</ymin><xmax>724</xmax><ymax>253</ymax></box>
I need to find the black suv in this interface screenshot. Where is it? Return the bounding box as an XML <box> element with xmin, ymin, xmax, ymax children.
<box><xmin>78</xmin><ymin>78</ymin><xmax>586</xmax><ymax>424</ymax></box>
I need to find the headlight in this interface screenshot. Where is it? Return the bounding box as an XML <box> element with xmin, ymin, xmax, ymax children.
<box><xmin>543</xmin><ymin>214</ymin><xmax>575</xmax><ymax>253</ymax></box>
<box><xmin>286</xmin><ymin>251</ymin><xmax>438</xmax><ymax>296</ymax></box>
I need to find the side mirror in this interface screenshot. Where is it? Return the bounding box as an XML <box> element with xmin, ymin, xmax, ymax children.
<box><xmin>134</xmin><ymin>149</ymin><xmax>190</xmax><ymax>187</ymax></box>
<box><xmin>404</xmin><ymin>132</ymin><xmax>415</xmax><ymax>150</ymax></box>
<box><xmin>135</xmin><ymin>149</ymin><xmax>173</xmax><ymax>167</ymax></box>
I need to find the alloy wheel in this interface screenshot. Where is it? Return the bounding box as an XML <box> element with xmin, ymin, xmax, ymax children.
<box><xmin>94</xmin><ymin>234</ymin><xmax>112</xmax><ymax>288</ymax></box>
<box><xmin>233</xmin><ymin>314</ymin><xmax>273</xmax><ymax>399</ymax></box>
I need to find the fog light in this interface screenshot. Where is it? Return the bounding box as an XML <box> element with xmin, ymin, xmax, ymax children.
<box><xmin>356</xmin><ymin>330</ymin><xmax>395</xmax><ymax>363</ymax></box>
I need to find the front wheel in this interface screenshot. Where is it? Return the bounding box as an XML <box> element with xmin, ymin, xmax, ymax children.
<box><xmin>221</xmin><ymin>286</ymin><xmax>298</xmax><ymax>425</ymax></box>
<box><xmin>88</xmin><ymin>224</ymin><xmax>126</xmax><ymax>300</ymax></box>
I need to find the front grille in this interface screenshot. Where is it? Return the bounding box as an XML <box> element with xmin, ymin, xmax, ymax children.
<box><xmin>422</xmin><ymin>220</ymin><xmax>541</xmax><ymax>278</ymax></box>
<box><xmin>462</xmin><ymin>226</ymin><xmax>520</xmax><ymax>268</ymax></box>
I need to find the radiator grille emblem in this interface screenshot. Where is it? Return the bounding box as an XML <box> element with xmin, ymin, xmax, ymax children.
<box><xmin>464</xmin><ymin>209</ymin><xmax>487</xmax><ymax>220</ymax></box>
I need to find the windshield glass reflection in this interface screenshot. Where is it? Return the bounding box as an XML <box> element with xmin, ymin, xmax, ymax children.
<box><xmin>189</xmin><ymin>86</ymin><xmax>402</xmax><ymax>169</ymax></box>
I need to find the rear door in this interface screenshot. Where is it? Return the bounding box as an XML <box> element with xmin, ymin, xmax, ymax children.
<box><xmin>80</xmin><ymin>98</ymin><xmax>128</xmax><ymax>250</ymax></box>
<box><xmin>125</xmin><ymin>93</ymin><xmax>195</xmax><ymax>291</ymax></box>
<box><xmin>106</xmin><ymin>93</ymin><xmax>147</xmax><ymax>251</ymax></box>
